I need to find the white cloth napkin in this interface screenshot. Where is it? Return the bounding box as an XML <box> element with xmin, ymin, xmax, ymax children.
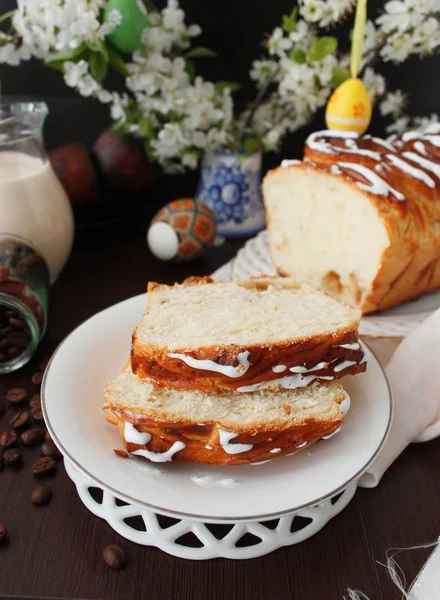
<box><xmin>359</xmin><ymin>307</ymin><xmax>440</xmax><ymax>488</ymax></box>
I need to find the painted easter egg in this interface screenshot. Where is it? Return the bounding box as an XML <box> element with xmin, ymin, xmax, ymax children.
<box><xmin>147</xmin><ymin>198</ymin><xmax>217</xmax><ymax>262</ymax></box>
<box><xmin>104</xmin><ymin>0</ymin><xmax>150</xmax><ymax>54</ymax></box>
<box><xmin>325</xmin><ymin>78</ymin><xmax>372</xmax><ymax>135</ymax></box>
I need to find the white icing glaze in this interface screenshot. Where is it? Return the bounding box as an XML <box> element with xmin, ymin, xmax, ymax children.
<box><xmin>168</xmin><ymin>350</ymin><xmax>251</xmax><ymax>378</ymax></box>
<box><xmin>270</xmin><ymin>448</ymin><xmax>281</xmax><ymax>453</ymax></box>
<box><xmin>281</xmin><ymin>159</ymin><xmax>301</xmax><ymax>167</ymax></box>
<box><xmin>334</xmin><ymin>360</ymin><xmax>357</xmax><ymax>373</ymax></box>
<box><xmin>237</xmin><ymin>372</ymin><xmax>333</xmax><ymax>392</ymax></box>
<box><xmin>306</xmin><ymin>130</ymin><xmax>358</xmax><ymax>153</ymax></box>
<box><xmin>340</xmin><ymin>391</ymin><xmax>351</xmax><ymax>416</ymax></box>
<box><xmin>132</xmin><ymin>441</ymin><xmax>186</xmax><ymax>463</ymax></box>
<box><xmin>322</xmin><ymin>425</ymin><xmax>342</xmax><ymax>440</ymax></box>
<box><xmin>414</xmin><ymin>141</ymin><xmax>428</xmax><ymax>156</ymax></box>
<box><xmin>205</xmin><ymin>444</ymin><xmax>213</xmax><ymax>450</ymax></box>
<box><xmin>402</xmin><ymin>151</ymin><xmax>440</xmax><ymax>179</ymax></box>
<box><xmin>124</xmin><ymin>422</ymin><xmax>151</xmax><ymax>446</ymax></box>
<box><xmin>425</xmin><ymin>134</ymin><xmax>440</xmax><ymax>148</ymax></box>
<box><xmin>297</xmin><ymin>441</ymin><xmax>308</xmax><ymax>448</ymax></box>
<box><xmin>360</xmin><ymin>347</ymin><xmax>369</xmax><ymax>364</ymax></box>
<box><xmin>334</xmin><ymin>162</ymin><xmax>406</xmax><ymax>201</ymax></box>
<box><xmin>190</xmin><ymin>475</ymin><xmax>240</xmax><ymax>488</ymax></box>
<box><xmin>425</xmin><ymin>123</ymin><xmax>440</xmax><ymax>134</ymax></box>
<box><xmin>402</xmin><ymin>131</ymin><xmax>421</xmax><ymax>142</ymax></box>
<box><xmin>290</xmin><ymin>361</ymin><xmax>328</xmax><ymax>373</ymax></box>
<box><xmin>366</xmin><ymin>136</ymin><xmax>396</xmax><ymax>152</ymax></box>
<box><xmin>272</xmin><ymin>364</ymin><xmax>287</xmax><ymax>373</ymax></box>
<box><xmin>251</xmin><ymin>459</ymin><xmax>273</xmax><ymax>465</ymax></box>
<box><xmin>386</xmin><ymin>153</ymin><xmax>435</xmax><ymax>188</ymax></box>
<box><xmin>218</xmin><ymin>429</ymin><xmax>253</xmax><ymax>454</ymax></box>
<box><xmin>339</xmin><ymin>342</ymin><xmax>360</xmax><ymax>350</ymax></box>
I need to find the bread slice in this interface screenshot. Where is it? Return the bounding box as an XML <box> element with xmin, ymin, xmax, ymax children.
<box><xmin>104</xmin><ymin>366</ymin><xmax>349</xmax><ymax>465</ymax></box>
<box><xmin>131</xmin><ymin>276</ymin><xmax>366</xmax><ymax>391</ymax></box>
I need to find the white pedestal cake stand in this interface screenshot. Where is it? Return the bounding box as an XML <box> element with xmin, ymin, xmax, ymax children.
<box><xmin>65</xmin><ymin>457</ymin><xmax>357</xmax><ymax>560</ymax></box>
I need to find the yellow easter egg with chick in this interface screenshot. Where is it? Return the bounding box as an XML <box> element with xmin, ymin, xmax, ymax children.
<box><xmin>325</xmin><ymin>78</ymin><xmax>372</xmax><ymax>135</ymax></box>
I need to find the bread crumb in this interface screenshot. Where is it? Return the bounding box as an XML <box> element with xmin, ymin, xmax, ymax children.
<box><xmin>113</xmin><ymin>449</ymin><xmax>129</xmax><ymax>459</ymax></box>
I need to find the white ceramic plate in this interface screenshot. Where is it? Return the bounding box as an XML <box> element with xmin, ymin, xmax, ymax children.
<box><xmin>42</xmin><ymin>294</ymin><xmax>392</xmax><ymax>523</ymax></box>
<box><xmin>230</xmin><ymin>230</ymin><xmax>439</xmax><ymax>337</ymax></box>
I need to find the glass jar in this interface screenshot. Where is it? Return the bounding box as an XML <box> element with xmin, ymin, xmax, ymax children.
<box><xmin>0</xmin><ymin>102</ymin><xmax>74</xmax><ymax>282</ymax></box>
<box><xmin>0</xmin><ymin>234</ymin><xmax>49</xmax><ymax>374</ymax></box>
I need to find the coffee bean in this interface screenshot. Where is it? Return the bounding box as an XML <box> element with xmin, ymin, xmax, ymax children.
<box><xmin>0</xmin><ymin>430</ymin><xmax>17</xmax><ymax>448</ymax></box>
<box><xmin>0</xmin><ymin>326</ymin><xmax>12</xmax><ymax>336</ymax></box>
<box><xmin>0</xmin><ymin>455</ymin><xmax>4</xmax><ymax>471</ymax></box>
<box><xmin>21</xmin><ymin>427</ymin><xmax>45</xmax><ymax>446</ymax></box>
<box><xmin>7</xmin><ymin>346</ymin><xmax>18</xmax><ymax>357</ymax></box>
<box><xmin>0</xmin><ymin>353</ymin><xmax>6</xmax><ymax>362</ymax></box>
<box><xmin>0</xmin><ymin>522</ymin><xmax>7</xmax><ymax>542</ymax></box>
<box><xmin>5</xmin><ymin>310</ymin><xmax>15</xmax><ymax>318</ymax></box>
<box><xmin>103</xmin><ymin>545</ymin><xmax>126</xmax><ymax>569</ymax></box>
<box><xmin>8</xmin><ymin>317</ymin><xmax>25</xmax><ymax>330</ymax></box>
<box><xmin>10</xmin><ymin>411</ymin><xmax>30</xmax><ymax>430</ymax></box>
<box><xmin>41</xmin><ymin>440</ymin><xmax>62</xmax><ymax>461</ymax></box>
<box><xmin>39</xmin><ymin>357</ymin><xmax>50</xmax><ymax>370</ymax></box>
<box><xmin>4</xmin><ymin>447</ymin><xmax>22</xmax><ymax>465</ymax></box>
<box><xmin>44</xmin><ymin>430</ymin><xmax>52</xmax><ymax>442</ymax></box>
<box><xmin>9</xmin><ymin>332</ymin><xmax>29</xmax><ymax>348</ymax></box>
<box><xmin>32</xmin><ymin>456</ymin><xmax>55</xmax><ymax>475</ymax></box>
<box><xmin>6</xmin><ymin>388</ymin><xmax>28</xmax><ymax>404</ymax></box>
<box><xmin>30</xmin><ymin>394</ymin><xmax>41</xmax><ymax>409</ymax></box>
<box><xmin>32</xmin><ymin>372</ymin><xmax>44</xmax><ymax>386</ymax></box>
<box><xmin>0</xmin><ymin>338</ymin><xmax>10</xmax><ymax>349</ymax></box>
<box><xmin>31</xmin><ymin>484</ymin><xmax>52</xmax><ymax>506</ymax></box>
<box><xmin>31</xmin><ymin>407</ymin><xmax>44</xmax><ymax>422</ymax></box>
<box><xmin>0</xmin><ymin>402</ymin><xmax>5</xmax><ymax>417</ymax></box>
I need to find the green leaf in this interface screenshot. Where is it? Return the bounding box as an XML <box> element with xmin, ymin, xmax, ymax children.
<box><xmin>214</xmin><ymin>81</ymin><xmax>242</xmax><ymax>94</ymax></box>
<box><xmin>331</xmin><ymin>66</ymin><xmax>350</xmax><ymax>86</ymax></box>
<box><xmin>309</xmin><ymin>36</ymin><xmax>338</xmax><ymax>61</ymax></box>
<box><xmin>288</xmin><ymin>47</ymin><xmax>306</xmax><ymax>64</ymax></box>
<box><xmin>89</xmin><ymin>51</ymin><xmax>108</xmax><ymax>83</ymax></box>
<box><xmin>45</xmin><ymin>43</ymin><xmax>87</xmax><ymax>69</ymax></box>
<box><xmin>107</xmin><ymin>46</ymin><xmax>129</xmax><ymax>77</ymax></box>
<box><xmin>282</xmin><ymin>6</ymin><xmax>298</xmax><ymax>33</ymax></box>
<box><xmin>243</xmin><ymin>138</ymin><xmax>262</xmax><ymax>156</ymax></box>
<box><xmin>0</xmin><ymin>10</ymin><xmax>15</xmax><ymax>26</ymax></box>
<box><xmin>138</xmin><ymin>116</ymin><xmax>155</xmax><ymax>139</ymax></box>
<box><xmin>184</xmin><ymin>46</ymin><xmax>216</xmax><ymax>59</ymax></box>
<box><xmin>185</xmin><ymin>58</ymin><xmax>195</xmax><ymax>81</ymax></box>
<box><xmin>142</xmin><ymin>0</ymin><xmax>158</xmax><ymax>12</ymax></box>
<box><xmin>143</xmin><ymin>140</ymin><xmax>155</xmax><ymax>163</ymax></box>
<box><xmin>87</xmin><ymin>38</ymin><xmax>108</xmax><ymax>61</ymax></box>
<box><xmin>111</xmin><ymin>121</ymin><xmax>128</xmax><ymax>136</ymax></box>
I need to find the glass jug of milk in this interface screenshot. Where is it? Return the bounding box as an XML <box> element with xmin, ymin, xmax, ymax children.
<box><xmin>0</xmin><ymin>102</ymin><xmax>74</xmax><ymax>282</ymax></box>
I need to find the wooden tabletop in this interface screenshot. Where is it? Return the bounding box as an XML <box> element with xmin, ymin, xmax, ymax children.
<box><xmin>0</xmin><ymin>230</ymin><xmax>439</xmax><ymax>600</ymax></box>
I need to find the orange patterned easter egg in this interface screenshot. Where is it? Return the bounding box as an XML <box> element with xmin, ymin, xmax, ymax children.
<box><xmin>325</xmin><ymin>78</ymin><xmax>372</xmax><ymax>135</ymax></box>
<box><xmin>147</xmin><ymin>198</ymin><xmax>217</xmax><ymax>262</ymax></box>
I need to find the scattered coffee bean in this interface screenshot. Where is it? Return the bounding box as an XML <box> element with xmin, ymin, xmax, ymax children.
<box><xmin>0</xmin><ymin>430</ymin><xmax>17</xmax><ymax>448</ymax></box>
<box><xmin>30</xmin><ymin>394</ymin><xmax>41</xmax><ymax>409</ymax></box>
<box><xmin>0</xmin><ymin>338</ymin><xmax>10</xmax><ymax>349</ymax></box>
<box><xmin>8</xmin><ymin>331</ymin><xmax>29</xmax><ymax>348</ymax></box>
<box><xmin>44</xmin><ymin>430</ymin><xmax>52</xmax><ymax>442</ymax></box>
<box><xmin>5</xmin><ymin>310</ymin><xmax>14</xmax><ymax>318</ymax></box>
<box><xmin>113</xmin><ymin>448</ymin><xmax>129</xmax><ymax>459</ymax></box>
<box><xmin>41</xmin><ymin>440</ymin><xmax>62</xmax><ymax>461</ymax></box>
<box><xmin>0</xmin><ymin>522</ymin><xmax>7</xmax><ymax>542</ymax></box>
<box><xmin>8</xmin><ymin>317</ymin><xmax>25</xmax><ymax>330</ymax></box>
<box><xmin>21</xmin><ymin>427</ymin><xmax>45</xmax><ymax>446</ymax></box>
<box><xmin>39</xmin><ymin>357</ymin><xmax>50</xmax><ymax>370</ymax></box>
<box><xmin>31</xmin><ymin>407</ymin><xmax>44</xmax><ymax>422</ymax></box>
<box><xmin>31</xmin><ymin>484</ymin><xmax>52</xmax><ymax>506</ymax></box>
<box><xmin>31</xmin><ymin>372</ymin><xmax>44</xmax><ymax>386</ymax></box>
<box><xmin>7</xmin><ymin>346</ymin><xmax>18</xmax><ymax>357</ymax></box>
<box><xmin>0</xmin><ymin>455</ymin><xmax>4</xmax><ymax>471</ymax></box>
<box><xmin>0</xmin><ymin>402</ymin><xmax>5</xmax><ymax>417</ymax></box>
<box><xmin>103</xmin><ymin>544</ymin><xmax>126</xmax><ymax>569</ymax></box>
<box><xmin>10</xmin><ymin>411</ymin><xmax>30</xmax><ymax>430</ymax></box>
<box><xmin>32</xmin><ymin>456</ymin><xmax>55</xmax><ymax>475</ymax></box>
<box><xmin>4</xmin><ymin>447</ymin><xmax>22</xmax><ymax>465</ymax></box>
<box><xmin>6</xmin><ymin>388</ymin><xmax>28</xmax><ymax>404</ymax></box>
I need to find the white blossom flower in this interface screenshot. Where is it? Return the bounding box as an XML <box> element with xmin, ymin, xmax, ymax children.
<box><xmin>362</xmin><ymin>67</ymin><xmax>386</xmax><ymax>102</ymax></box>
<box><xmin>380</xmin><ymin>90</ymin><xmax>406</xmax><ymax>117</ymax></box>
<box><xmin>376</xmin><ymin>0</ymin><xmax>422</xmax><ymax>34</ymax></box>
<box><xmin>386</xmin><ymin>115</ymin><xmax>410</xmax><ymax>134</ymax></box>
<box><xmin>63</xmin><ymin>60</ymin><xmax>89</xmax><ymax>88</ymax></box>
<box><xmin>267</xmin><ymin>28</ymin><xmax>292</xmax><ymax>56</ymax></box>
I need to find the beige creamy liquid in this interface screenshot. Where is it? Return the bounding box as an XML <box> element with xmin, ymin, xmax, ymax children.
<box><xmin>0</xmin><ymin>152</ymin><xmax>74</xmax><ymax>280</ymax></box>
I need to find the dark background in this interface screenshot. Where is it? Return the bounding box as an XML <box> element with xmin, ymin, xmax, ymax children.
<box><xmin>1</xmin><ymin>0</ymin><xmax>439</xmax><ymax>159</ymax></box>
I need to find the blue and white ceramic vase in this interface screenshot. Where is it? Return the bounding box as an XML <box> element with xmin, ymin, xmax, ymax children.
<box><xmin>196</xmin><ymin>150</ymin><xmax>266</xmax><ymax>238</ymax></box>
